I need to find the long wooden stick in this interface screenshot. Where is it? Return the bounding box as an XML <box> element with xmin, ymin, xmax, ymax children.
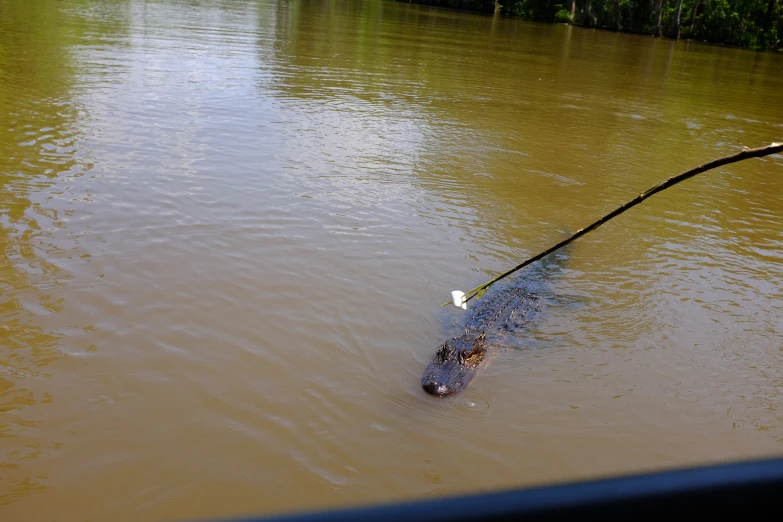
<box><xmin>445</xmin><ymin>142</ymin><xmax>783</xmax><ymax>307</ymax></box>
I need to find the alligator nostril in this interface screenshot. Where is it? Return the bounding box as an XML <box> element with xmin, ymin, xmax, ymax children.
<box><xmin>422</xmin><ymin>382</ymin><xmax>452</xmax><ymax>397</ymax></box>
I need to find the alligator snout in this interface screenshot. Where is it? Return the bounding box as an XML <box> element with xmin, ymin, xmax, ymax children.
<box><xmin>422</xmin><ymin>381</ymin><xmax>456</xmax><ymax>397</ymax></box>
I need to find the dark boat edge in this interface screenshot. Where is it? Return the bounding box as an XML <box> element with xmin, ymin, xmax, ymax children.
<box><xmin>204</xmin><ymin>456</ymin><xmax>783</xmax><ymax>522</ymax></box>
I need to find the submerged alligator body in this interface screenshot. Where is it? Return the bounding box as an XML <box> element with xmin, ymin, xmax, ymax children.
<box><xmin>421</xmin><ymin>286</ymin><xmax>540</xmax><ymax>397</ymax></box>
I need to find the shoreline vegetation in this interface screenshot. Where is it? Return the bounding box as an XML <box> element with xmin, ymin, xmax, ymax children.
<box><xmin>400</xmin><ymin>0</ymin><xmax>783</xmax><ymax>51</ymax></box>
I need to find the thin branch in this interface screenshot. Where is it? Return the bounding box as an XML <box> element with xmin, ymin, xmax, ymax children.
<box><xmin>445</xmin><ymin>142</ymin><xmax>783</xmax><ymax>307</ymax></box>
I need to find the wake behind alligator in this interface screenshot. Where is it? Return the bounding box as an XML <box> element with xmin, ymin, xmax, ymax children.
<box><xmin>421</xmin><ymin>253</ymin><xmax>568</xmax><ymax>397</ymax></box>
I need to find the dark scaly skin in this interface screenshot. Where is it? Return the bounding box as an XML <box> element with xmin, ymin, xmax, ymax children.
<box><xmin>421</xmin><ymin>287</ymin><xmax>539</xmax><ymax>397</ymax></box>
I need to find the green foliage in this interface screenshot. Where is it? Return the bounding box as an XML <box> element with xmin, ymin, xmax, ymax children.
<box><xmin>402</xmin><ymin>0</ymin><xmax>783</xmax><ymax>50</ymax></box>
<box><xmin>555</xmin><ymin>7</ymin><xmax>572</xmax><ymax>22</ymax></box>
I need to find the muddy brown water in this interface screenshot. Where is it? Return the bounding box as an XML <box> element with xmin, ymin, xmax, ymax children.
<box><xmin>1</xmin><ymin>0</ymin><xmax>782</xmax><ymax>520</ymax></box>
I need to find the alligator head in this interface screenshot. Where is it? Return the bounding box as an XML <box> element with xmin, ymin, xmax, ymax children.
<box><xmin>421</xmin><ymin>334</ymin><xmax>487</xmax><ymax>397</ymax></box>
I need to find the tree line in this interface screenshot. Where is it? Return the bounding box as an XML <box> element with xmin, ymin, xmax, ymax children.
<box><xmin>404</xmin><ymin>0</ymin><xmax>782</xmax><ymax>50</ymax></box>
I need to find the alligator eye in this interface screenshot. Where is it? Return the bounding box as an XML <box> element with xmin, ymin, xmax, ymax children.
<box><xmin>436</xmin><ymin>345</ymin><xmax>448</xmax><ymax>362</ymax></box>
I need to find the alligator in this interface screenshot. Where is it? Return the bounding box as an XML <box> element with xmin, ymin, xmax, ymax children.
<box><xmin>421</xmin><ymin>249</ymin><xmax>572</xmax><ymax>397</ymax></box>
<box><xmin>421</xmin><ymin>286</ymin><xmax>540</xmax><ymax>397</ymax></box>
